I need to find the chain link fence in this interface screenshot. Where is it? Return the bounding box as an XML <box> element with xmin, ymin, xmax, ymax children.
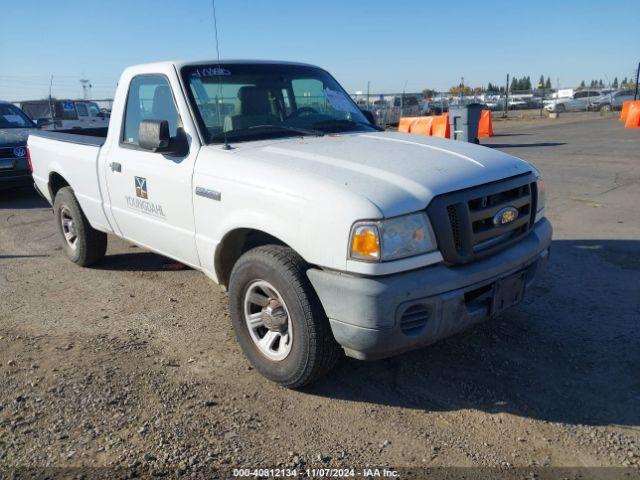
<box><xmin>352</xmin><ymin>84</ymin><xmax>638</xmax><ymax>127</ymax></box>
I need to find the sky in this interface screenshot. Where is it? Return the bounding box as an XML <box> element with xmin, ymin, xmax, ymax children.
<box><xmin>1</xmin><ymin>0</ymin><xmax>638</xmax><ymax>101</ymax></box>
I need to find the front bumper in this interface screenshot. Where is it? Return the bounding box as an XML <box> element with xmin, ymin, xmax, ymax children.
<box><xmin>307</xmin><ymin>218</ymin><xmax>552</xmax><ymax>360</ymax></box>
<box><xmin>0</xmin><ymin>171</ymin><xmax>33</xmax><ymax>190</ymax></box>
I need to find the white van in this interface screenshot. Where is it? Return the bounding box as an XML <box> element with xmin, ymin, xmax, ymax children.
<box><xmin>19</xmin><ymin>99</ymin><xmax>108</xmax><ymax>130</ymax></box>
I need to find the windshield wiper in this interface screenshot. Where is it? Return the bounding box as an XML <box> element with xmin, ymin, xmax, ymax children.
<box><xmin>211</xmin><ymin>124</ymin><xmax>324</xmax><ymax>142</ymax></box>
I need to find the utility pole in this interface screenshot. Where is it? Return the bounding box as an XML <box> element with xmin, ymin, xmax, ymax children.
<box><xmin>80</xmin><ymin>78</ymin><xmax>92</xmax><ymax>100</ymax></box>
<box><xmin>48</xmin><ymin>75</ymin><xmax>55</xmax><ymax>125</ymax></box>
<box><xmin>538</xmin><ymin>80</ymin><xmax>544</xmax><ymax>117</ymax></box>
<box><xmin>400</xmin><ymin>79</ymin><xmax>408</xmax><ymax>119</ymax></box>
<box><xmin>635</xmin><ymin>62</ymin><xmax>639</xmax><ymax>100</ymax></box>
<box><xmin>366</xmin><ymin>81</ymin><xmax>370</xmax><ymax>108</ymax></box>
<box><xmin>503</xmin><ymin>73</ymin><xmax>509</xmax><ymax>118</ymax></box>
<box><xmin>460</xmin><ymin>76</ymin><xmax>464</xmax><ymax>102</ymax></box>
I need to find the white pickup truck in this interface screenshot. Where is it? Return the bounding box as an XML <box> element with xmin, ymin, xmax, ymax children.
<box><xmin>29</xmin><ymin>60</ymin><xmax>552</xmax><ymax>387</ymax></box>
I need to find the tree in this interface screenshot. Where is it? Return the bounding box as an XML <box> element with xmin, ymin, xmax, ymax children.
<box><xmin>422</xmin><ymin>88</ymin><xmax>437</xmax><ymax>99</ymax></box>
<box><xmin>539</xmin><ymin>75</ymin><xmax>545</xmax><ymax>88</ymax></box>
<box><xmin>449</xmin><ymin>84</ymin><xmax>472</xmax><ymax>96</ymax></box>
<box><xmin>545</xmin><ymin>77</ymin><xmax>551</xmax><ymax>89</ymax></box>
<box><xmin>579</xmin><ymin>80</ymin><xmax>585</xmax><ymax>88</ymax></box>
<box><xmin>613</xmin><ymin>77</ymin><xmax>619</xmax><ymax>88</ymax></box>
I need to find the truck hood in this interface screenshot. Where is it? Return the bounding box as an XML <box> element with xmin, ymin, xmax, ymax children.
<box><xmin>0</xmin><ymin>128</ymin><xmax>34</xmax><ymax>148</ymax></box>
<box><xmin>225</xmin><ymin>131</ymin><xmax>534</xmax><ymax>217</ymax></box>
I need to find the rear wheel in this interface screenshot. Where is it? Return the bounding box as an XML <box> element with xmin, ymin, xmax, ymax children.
<box><xmin>228</xmin><ymin>245</ymin><xmax>341</xmax><ymax>388</ymax></box>
<box><xmin>53</xmin><ymin>187</ymin><xmax>107</xmax><ymax>266</ymax></box>
<box><xmin>599</xmin><ymin>104</ymin><xmax>612</xmax><ymax>112</ymax></box>
<box><xmin>556</xmin><ymin>104</ymin><xmax>566</xmax><ymax>113</ymax></box>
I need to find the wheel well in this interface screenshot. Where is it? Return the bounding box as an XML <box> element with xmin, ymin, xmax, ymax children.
<box><xmin>49</xmin><ymin>172</ymin><xmax>70</xmax><ymax>200</ymax></box>
<box><xmin>215</xmin><ymin>229</ymin><xmax>288</xmax><ymax>288</ymax></box>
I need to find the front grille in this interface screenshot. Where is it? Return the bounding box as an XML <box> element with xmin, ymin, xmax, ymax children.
<box><xmin>427</xmin><ymin>173</ymin><xmax>537</xmax><ymax>264</ymax></box>
<box><xmin>447</xmin><ymin>205</ymin><xmax>462</xmax><ymax>251</ymax></box>
<box><xmin>399</xmin><ymin>304</ymin><xmax>430</xmax><ymax>335</ymax></box>
<box><xmin>0</xmin><ymin>148</ymin><xmax>16</xmax><ymax>159</ymax></box>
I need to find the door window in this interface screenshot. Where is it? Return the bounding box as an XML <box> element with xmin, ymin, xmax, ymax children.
<box><xmin>76</xmin><ymin>103</ymin><xmax>89</xmax><ymax>116</ymax></box>
<box><xmin>122</xmin><ymin>75</ymin><xmax>179</xmax><ymax>145</ymax></box>
<box><xmin>88</xmin><ymin>103</ymin><xmax>101</xmax><ymax>116</ymax></box>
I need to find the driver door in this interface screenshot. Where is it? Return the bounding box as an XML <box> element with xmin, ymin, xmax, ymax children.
<box><xmin>104</xmin><ymin>74</ymin><xmax>200</xmax><ymax>267</ymax></box>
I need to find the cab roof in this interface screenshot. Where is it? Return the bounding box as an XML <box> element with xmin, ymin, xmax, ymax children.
<box><xmin>128</xmin><ymin>59</ymin><xmax>321</xmax><ymax>72</ymax></box>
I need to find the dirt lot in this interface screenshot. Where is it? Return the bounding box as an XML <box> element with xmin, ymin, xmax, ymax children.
<box><xmin>1</xmin><ymin>114</ymin><xmax>639</xmax><ymax>478</ymax></box>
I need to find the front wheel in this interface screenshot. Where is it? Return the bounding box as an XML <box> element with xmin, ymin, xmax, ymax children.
<box><xmin>228</xmin><ymin>245</ymin><xmax>341</xmax><ymax>388</ymax></box>
<box><xmin>53</xmin><ymin>187</ymin><xmax>107</xmax><ymax>266</ymax></box>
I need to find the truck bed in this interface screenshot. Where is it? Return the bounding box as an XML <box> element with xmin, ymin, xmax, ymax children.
<box><xmin>30</xmin><ymin>127</ymin><xmax>108</xmax><ymax>147</ymax></box>
<box><xmin>28</xmin><ymin>126</ymin><xmax>113</xmax><ymax>234</ymax></box>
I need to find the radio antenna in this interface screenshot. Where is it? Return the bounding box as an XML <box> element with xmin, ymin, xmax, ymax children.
<box><xmin>211</xmin><ymin>0</ymin><xmax>231</xmax><ymax>149</ymax></box>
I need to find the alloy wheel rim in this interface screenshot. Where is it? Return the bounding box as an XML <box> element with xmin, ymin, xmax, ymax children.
<box><xmin>243</xmin><ymin>280</ymin><xmax>293</xmax><ymax>361</ymax></box>
<box><xmin>60</xmin><ymin>206</ymin><xmax>78</xmax><ymax>250</ymax></box>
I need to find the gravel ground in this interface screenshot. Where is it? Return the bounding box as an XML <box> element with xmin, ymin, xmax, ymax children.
<box><xmin>1</xmin><ymin>116</ymin><xmax>639</xmax><ymax>478</ymax></box>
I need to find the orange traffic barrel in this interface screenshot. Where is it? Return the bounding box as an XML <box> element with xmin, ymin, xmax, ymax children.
<box><xmin>624</xmin><ymin>102</ymin><xmax>640</xmax><ymax>128</ymax></box>
<box><xmin>398</xmin><ymin>117</ymin><xmax>419</xmax><ymax>133</ymax></box>
<box><xmin>432</xmin><ymin>114</ymin><xmax>450</xmax><ymax>138</ymax></box>
<box><xmin>478</xmin><ymin>110</ymin><xmax>494</xmax><ymax>137</ymax></box>
<box><xmin>620</xmin><ymin>100</ymin><xmax>640</xmax><ymax>121</ymax></box>
<box><xmin>411</xmin><ymin>116</ymin><xmax>434</xmax><ymax>135</ymax></box>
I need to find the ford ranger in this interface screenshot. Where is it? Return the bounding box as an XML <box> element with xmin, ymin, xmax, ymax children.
<box><xmin>28</xmin><ymin>60</ymin><xmax>552</xmax><ymax>387</ymax></box>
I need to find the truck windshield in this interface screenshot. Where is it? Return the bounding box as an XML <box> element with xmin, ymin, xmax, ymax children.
<box><xmin>0</xmin><ymin>104</ymin><xmax>35</xmax><ymax>129</ymax></box>
<box><xmin>181</xmin><ymin>63</ymin><xmax>375</xmax><ymax>144</ymax></box>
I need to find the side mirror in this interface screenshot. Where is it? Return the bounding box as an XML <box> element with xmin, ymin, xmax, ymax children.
<box><xmin>138</xmin><ymin>119</ymin><xmax>170</xmax><ymax>152</ymax></box>
<box><xmin>36</xmin><ymin>118</ymin><xmax>52</xmax><ymax>129</ymax></box>
<box><xmin>360</xmin><ymin>109</ymin><xmax>376</xmax><ymax>125</ymax></box>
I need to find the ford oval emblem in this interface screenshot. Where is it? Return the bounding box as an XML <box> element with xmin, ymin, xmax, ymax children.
<box><xmin>493</xmin><ymin>206</ymin><xmax>518</xmax><ymax>226</ymax></box>
<box><xmin>13</xmin><ymin>146</ymin><xmax>26</xmax><ymax>158</ymax></box>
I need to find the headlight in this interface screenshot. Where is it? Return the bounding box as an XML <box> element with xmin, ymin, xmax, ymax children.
<box><xmin>349</xmin><ymin>212</ymin><xmax>437</xmax><ymax>262</ymax></box>
<box><xmin>536</xmin><ymin>177</ymin><xmax>546</xmax><ymax>222</ymax></box>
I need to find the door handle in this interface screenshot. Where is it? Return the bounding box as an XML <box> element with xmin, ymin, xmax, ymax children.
<box><xmin>110</xmin><ymin>162</ymin><xmax>121</xmax><ymax>173</ymax></box>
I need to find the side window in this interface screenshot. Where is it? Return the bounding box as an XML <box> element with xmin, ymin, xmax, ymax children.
<box><xmin>76</xmin><ymin>103</ymin><xmax>89</xmax><ymax>116</ymax></box>
<box><xmin>292</xmin><ymin>78</ymin><xmax>326</xmax><ymax>111</ymax></box>
<box><xmin>88</xmin><ymin>103</ymin><xmax>100</xmax><ymax>116</ymax></box>
<box><xmin>122</xmin><ymin>75</ymin><xmax>179</xmax><ymax>146</ymax></box>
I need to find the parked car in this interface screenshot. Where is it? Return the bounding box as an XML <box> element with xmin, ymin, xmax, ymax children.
<box><xmin>544</xmin><ymin>89</ymin><xmax>602</xmax><ymax>112</ymax></box>
<box><xmin>508</xmin><ymin>98</ymin><xmax>528</xmax><ymax>109</ymax></box>
<box><xmin>75</xmin><ymin>101</ymin><xmax>110</xmax><ymax>128</ymax></box>
<box><xmin>386</xmin><ymin>94</ymin><xmax>422</xmax><ymax>125</ymax></box>
<box><xmin>0</xmin><ymin>101</ymin><xmax>36</xmax><ymax>190</ymax></box>
<box><xmin>590</xmin><ymin>90</ymin><xmax>637</xmax><ymax>112</ymax></box>
<box><xmin>19</xmin><ymin>99</ymin><xmax>108</xmax><ymax>130</ymax></box>
<box><xmin>422</xmin><ymin>99</ymin><xmax>449</xmax><ymax>115</ymax></box>
<box><xmin>29</xmin><ymin>59</ymin><xmax>551</xmax><ymax>388</ymax></box>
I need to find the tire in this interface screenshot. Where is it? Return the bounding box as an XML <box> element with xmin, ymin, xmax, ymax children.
<box><xmin>228</xmin><ymin>245</ymin><xmax>341</xmax><ymax>388</ymax></box>
<box><xmin>556</xmin><ymin>104</ymin><xmax>566</xmax><ymax>113</ymax></box>
<box><xmin>53</xmin><ymin>186</ymin><xmax>107</xmax><ymax>266</ymax></box>
<box><xmin>599</xmin><ymin>104</ymin><xmax>612</xmax><ymax>112</ymax></box>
